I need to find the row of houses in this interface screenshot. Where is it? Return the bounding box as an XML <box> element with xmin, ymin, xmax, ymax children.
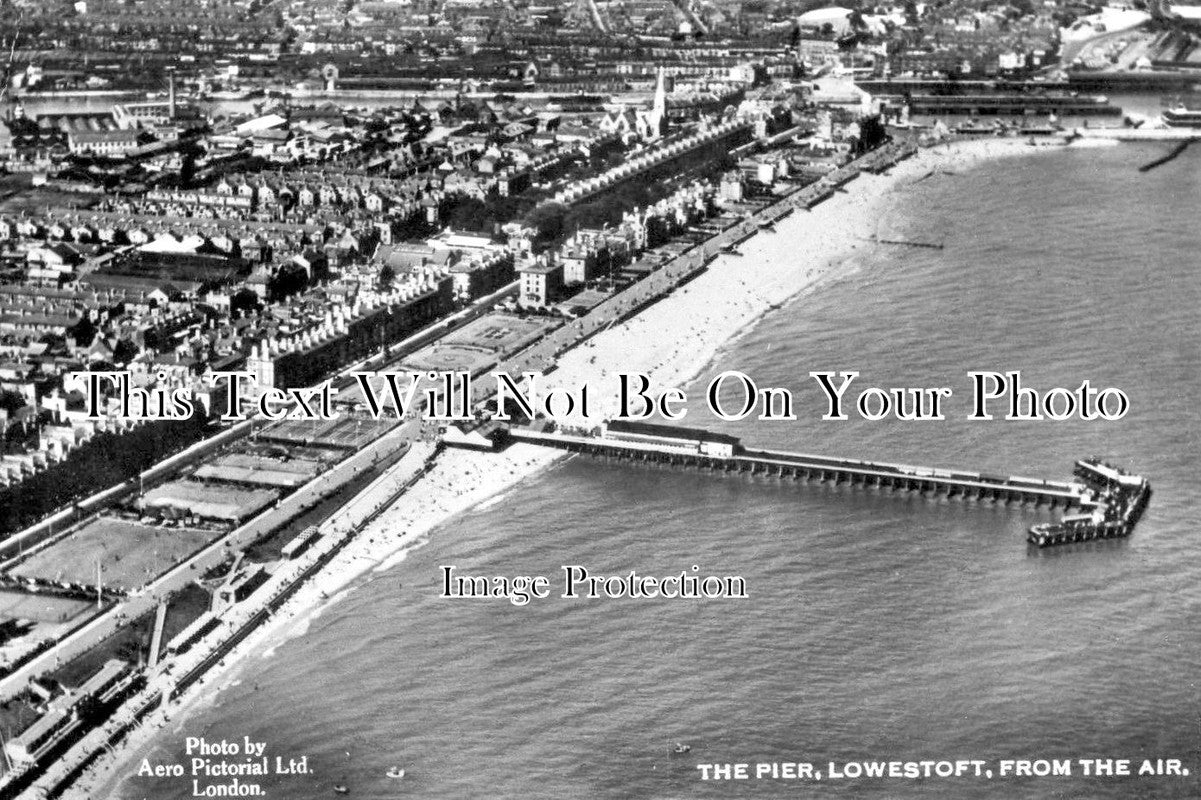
<box><xmin>552</xmin><ymin>118</ymin><xmax>754</xmax><ymax>205</ymax></box>
<box><xmin>518</xmin><ymin>179</ymin><xmax>719</xmax><ymax>309</ymax></box>
<box><xmin>374</xmin><ymin>235</ymin><xmax>516</xmax><ymax>303</ymax></box>
<box><xmin>0</xmin><ymin>210</ymin><xmax>328</xmax><ymax>266</ymax></box>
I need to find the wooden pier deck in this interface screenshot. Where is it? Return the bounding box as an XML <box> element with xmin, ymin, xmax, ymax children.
<box><xmin>508</xmin><ymin>427</ymin><xmax>1089</xmax><ymax>510</ymax></box>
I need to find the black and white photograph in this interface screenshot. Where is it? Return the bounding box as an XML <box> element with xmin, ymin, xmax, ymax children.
<box><xmin>0</xmin><ymin>0</ymin><xmax>1196</xmax><ymax>797</ymax></box>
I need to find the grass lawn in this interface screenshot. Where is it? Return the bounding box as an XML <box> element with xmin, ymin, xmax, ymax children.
<box><xmin>11</xmin><ymin>518</ymin><xmax>220</xmax><ymax>590</ymax></box>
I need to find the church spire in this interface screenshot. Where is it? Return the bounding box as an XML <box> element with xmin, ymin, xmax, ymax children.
<box><xmin>652</xmin><ymin>66</ymin><xmax>667</xmax><ymax>128</ymax></box>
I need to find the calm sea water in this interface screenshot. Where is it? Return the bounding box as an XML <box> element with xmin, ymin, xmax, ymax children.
<box><xmin>122</xmin><ymin>144</ymin><xmax>1201</xmax><ymax>800</ymax></box>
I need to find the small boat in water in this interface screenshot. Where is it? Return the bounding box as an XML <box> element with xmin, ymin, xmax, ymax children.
<box><xmin>386</xmin><ymin>766</ymin><xmax>406</xmax><ymax>778</ymax></box>
<box><xmin>333</xmin><ymin>785</ymin><xmax>349</xmax><ymax>794</ymax></box>
<box><xmin>672</xmin><ymin>742</ymin><xmax>691</xmax><ymax>754</ymax></box>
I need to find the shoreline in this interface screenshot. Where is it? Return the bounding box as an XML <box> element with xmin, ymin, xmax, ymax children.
<box><xmin>74</xmin><ymin>136</ymin><xmax>1045</xmax><ymax>799</ymax></box>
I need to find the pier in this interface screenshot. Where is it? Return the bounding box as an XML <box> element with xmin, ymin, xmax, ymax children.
<box><xmin>504</xmin><ymin>422</ymin><xmax>1150</xmax><ymax>545</ymax></box>
<box><xmin>509</xmin><ymin>422</ymin><xmax>1086</xmax><ymax>507</ymax></box>
<box><xmin>1076</xmin><ymin>127</ymin><xmax>1201</xmax><ymax>142</ymax></box>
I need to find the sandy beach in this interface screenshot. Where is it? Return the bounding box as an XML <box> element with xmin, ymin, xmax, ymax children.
<box><xmin>73</xmin><ymin>136</ymin><xmax>1051</xmax><ymax>800</ymax></box>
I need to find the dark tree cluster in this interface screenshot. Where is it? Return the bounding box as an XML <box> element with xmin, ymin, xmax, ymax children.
<box><xmin>0</xmin><ymin>414</ymin><xmax>210</xmax><ymax>534</ymax></box>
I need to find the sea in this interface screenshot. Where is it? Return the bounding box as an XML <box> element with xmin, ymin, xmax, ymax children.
<box><xmin>120</xmin><ymin>143</ymin><xmax>1201</xmax><ymax>800</ymax></box>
